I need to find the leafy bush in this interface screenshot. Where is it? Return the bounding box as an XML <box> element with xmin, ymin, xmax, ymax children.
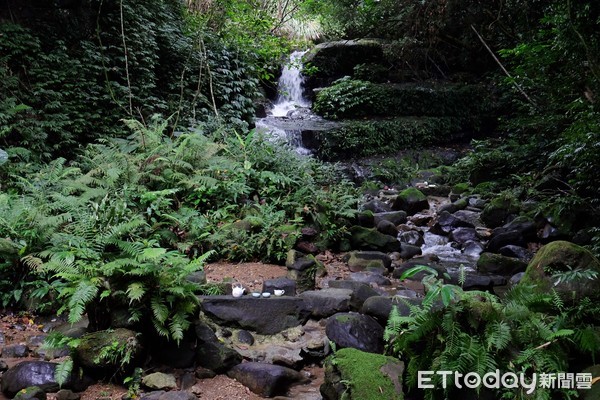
<box><xmin>385</xmin><ymin>269</ymin><xmax>600</xmax><ymax>399</ymax></box>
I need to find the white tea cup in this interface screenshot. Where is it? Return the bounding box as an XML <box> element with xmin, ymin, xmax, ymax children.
<box><xmin>274</xmin><ymin>289</ymin><xmax>285</xmax><ymax>296</ymax></box>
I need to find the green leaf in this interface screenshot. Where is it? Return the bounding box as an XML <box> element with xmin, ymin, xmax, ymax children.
<box><xmin>54</xmin><ymin>358</ymin><xmax>73</xmax><ymax>388</ymax></box>
<box><xmin>126</xmin><ymin>282</ymin><xmax>146</xmax><ymax>303</ymax></box>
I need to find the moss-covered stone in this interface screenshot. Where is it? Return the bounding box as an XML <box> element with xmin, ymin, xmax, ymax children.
<box><xmin>477</xmin><ymin>252</ymin><xmax>527</xmax><ymax>275</ymax></box>
<box><xmin>321</xmin><ymin>348</ymin><xmax>404</xmax><ymax>400</ymax></box>
<box><xmin>452</xmin><ymin>182</ymin><xmax>471</xmax><ymax>195</ymax></box>
<box><xmin>349</xmin><ymin>226</ymin><xmax>401</xmax><ymax>252</ymax></box>
<box><xmin>392</xmin><ymin>188</ymin><xmax>429</xmax><ymax>216</ymax></box>
<box><xmin>519</xmin><ymin>241</ymin><xmax>600</xmax><ymax>299</ymax></box>
<box><xmin>481</xmin><ymin>195</ymin><xmax>520</xmax><ymax>228</ymax></box>
<box><xmin>75</xmin><ymin>328</ymin><xmax>143</xmax><ymax>372</ymax></box>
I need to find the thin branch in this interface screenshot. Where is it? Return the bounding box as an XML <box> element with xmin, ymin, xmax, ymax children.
<box><xmin>120</xmin><ymin>0</ymin><xmax>133</xmax><ymax>116</ymax></box>
<box><xmin>471</xmin><ymin>24</ymin><xmax>538</xmax><ymax>109</ymax></box>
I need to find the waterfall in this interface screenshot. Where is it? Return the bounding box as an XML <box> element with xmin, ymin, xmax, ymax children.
<box><xmin>271</xmin><ymin>50</ymin><xmax>310</xmax><ymax>117</ymax></box>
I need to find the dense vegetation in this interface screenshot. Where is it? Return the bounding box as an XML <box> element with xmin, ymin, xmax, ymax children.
<box><xmin>1</xmin><ymin>0</ymin><xmax>599</xmax><ymax>398</ymax></box>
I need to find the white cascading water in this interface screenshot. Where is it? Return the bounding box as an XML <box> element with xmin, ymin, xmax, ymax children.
<box><xmin>271</xmin><ymin>50</ymin><xmax>310</xmax><ymax>117</ymax></box>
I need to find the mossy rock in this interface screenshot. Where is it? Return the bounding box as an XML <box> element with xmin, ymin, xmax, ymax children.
<box><xmin>345</xmin><ymin>251</ymin><xmax>392</xmax><ymax>272</ymax></box>
<box><xmin>321</xmin><ymin>348</ymin><xmax>404</xmax><ymax>400</ymax></box>
<box><xmin>452</xmin><ymin>182</ymin><xmax>471</xmax><ymax>195</ymax></box>
<box><xmin>74</xmin><ymin>328</ymin><xmax>143</xmax><ymax>373</ymax></box>
<box><xmin>349</xmin><ymin>226</ymin><xmax>401</xmax><ymax>252</ymax></box>
<box><xmin>477</xmin><ymin>252</ymin><xmax>527</xmax><ymax>275</ymax></box>
<box><xmin>481</xmin><ymin>195</ymin><xmax>520</xmax><ymax>228</ymax></box>
<box><xmin>519</xmin><ymin>241</ymin><xmax>600</xmax><ymax>300</ymax></box>
<box><xmin>392</xmin><ymin>188</ymin><xmax>429</xmax><ymax>216</ymax></box>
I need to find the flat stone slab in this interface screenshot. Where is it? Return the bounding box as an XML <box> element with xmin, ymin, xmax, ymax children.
<box><xmin>299</xmin><ymin>288</ymin><xmax>353</xmax><ymax>318</ymax></box>
<box><xmin>199</xmin><ymin>296</ymin><xmax>310</xmax><ymax>335</ymax></box>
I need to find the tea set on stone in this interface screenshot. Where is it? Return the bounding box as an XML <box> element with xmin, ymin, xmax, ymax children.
<box><xmin>231</xmin><ymin>282</ymin><xmax>285</xmax><ymax>298</ymax></box>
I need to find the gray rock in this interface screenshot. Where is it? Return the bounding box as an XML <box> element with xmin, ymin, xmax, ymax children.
<box><xmin>453</xmin><ymin>210</ymin><xmax>484</xmax><ymax>228</ymax></box>
<box><xmin>486</xmin><ymin>230</ymin><xmax>525</xmax><ymax>253</ymax></box>
<box><xmin>498</xmin><ymin>245</ymin><xmax>533</xmax><ymax>261</ymax></box>
<box><xmin>373</xmin><ymin>211</ymin><xmax>407</xmax><ymax>226</ymax></box>
<box><xmin>237</xmin><ymin>330</ymin><xmax>255</xmax><ymax>345</ymax></box>
<box><xmin>228</xmin><ymin>362</ymin><xmax>309</xmax><ymax>397</ymax></box>
<box><xmin>195</xmin><ymin>321</ymin><xmax>242</xmax><ymax>373</ymax></box>
<box><xmin>325</xmin><ymin>313</ymin><xmax>384</xmax><ymax>353</ymax></box>
<box><xmin>27</xmin><ymin>335</ymin><xmax>47</xmax><ymax>348</ymax></box>
<box><xmin>142</xmin><ymin>372</ymin><xmax>178</xmax><ymax>390</ymax></box>
<box><xmin>2</xmin><ymin>344</ymin><xmax>29</xmax><ymax>358</ymax></box>
<box><xmin>360</xmin><ymin>296</ymin><xmax>417</xmax><ymax>325</ymax></box>
<box><xmin>327</xmin><ymin>280</ymin><xmax>380</xmax><ymax>310</ymax></box>
<box><xmin>349</xmin><ymin>272</ymin><xmax>391</xmax><ymax>286</ymax></box>
<box><xmin>0</xmin><ymin>359</ymin><xmax>8</xmax><ymax>371</ymax></box>
<box><xmin>449</xmin><ymin>227</ymin><xmax>479</xmax><ymax>244</ymax></box>
<box><xmin>399</xmin><ymin>244</ymin><xmax>422</xmax><ymax>260</ymax></box>
<box><xmin>376</xmin><ymin>219</ymin><xmax>398</xmax><ymax>236</ymax></box>
<box><xmin>477</xmin><ymin>253</ymin><xmax>528</xmax><ymax>276</ymax></box>
<box><xmin>345</xmin><ymin>251</ymin><xmax>392</xmax><ymax>272</ymax></box>
<box><xmin>13</xmin><ymin>386</ymin><xmax>46</xmax><ymax>400</ymax></box>
<box><xmin>398</xmin><ymin>230</ymin><xmax>424</xmax><ymax>246</ymax></box>
<box><xmin>262</xmin><ymin>278</ymin><xmax>297</xmax><ymax>296</ymax></box>
<box><xmin>361</xmin><ymin>199</ymin><xmax>392</xmax><ymax>213</ymax></box>
<box><xmin>55</xmin><ymin>389</ymin><xmax>80</xmax><ymax>400</ymax></box>
<box><xmin>468</xmin><ymin>197</ymin><xmax>487</xmax><ymax>209</ymax></box>
<box><xmin>349</xmin><ymin>226</ymin><xmax>401</xmax><ymax>252</ymax></box>
<box><xmin>299</xmin><ymin>288</ymin><xmax>353</xmax><ymax>318</ymax></box>
<box><xmin>509</xmin><ymin>272</ymin><xmax>525</xmax><ymax>287</ymax></box>
<box><xmin>200</xmin><ymin>296</ymin><xmax>310</xmax><ymax>335</ymax></box>
<box><xmin>463</xmin><ymin>241</ymin><xmax>485</xmax><ymax>257</ymax></box>
<box><xmin>186</xmin><ymin>271</ymin><xmax>207</xmax><ymax>285</ymax></box>
<box><xmin>195</xmin><ymin>367</ymin><xmax>216</xmax><ymax>379</ymax></box>
<box><xmin>430</xmin><ymin>211</ymin><xmax>475</xmax><ymax>235</ymax></box>
<box><xmin>1</xmin><ymin>361</ymin><xmax>90</xmax><ymax>397</ymax></box>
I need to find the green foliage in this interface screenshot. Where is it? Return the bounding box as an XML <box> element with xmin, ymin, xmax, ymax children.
<box><xmin>312</xmin><ymin>78</ymin><xmax>380</xmax><ymax>119</ymax></box>
<box><xmin>317</xmin><ymin>117</ymin><xmax>463</xmax><ymax>160</ymax></box>
<box><xmin>385</xmin><ymin>272</ymin><xmax>600</xmax><ymax>399</ymax></box>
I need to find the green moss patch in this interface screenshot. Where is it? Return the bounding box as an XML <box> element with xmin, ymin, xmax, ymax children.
<box><xmin>331</xmin><ymin>347</ymin><xmax>404</xmax><ymax>400</ymax></box>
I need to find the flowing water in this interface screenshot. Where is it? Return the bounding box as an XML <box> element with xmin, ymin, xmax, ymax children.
<box><xmin>255</xmin><ymin>50</ymin><xmax>340</xmax><ymax>155</ymax></box>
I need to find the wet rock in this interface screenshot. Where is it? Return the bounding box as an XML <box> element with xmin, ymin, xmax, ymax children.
<box><xmin>13</xmin><ymin>386</ymin><xmax>46</xmax><ymax>400</ymax></box>
<box><xmin>399</xmin><ymin>244</ymin><xmax>422</xmax><ymax>260</ymax></box>
<box><xmin>498</xmin><ymin>245</ymin><xmax>533</xmax><ymax>261</ymax></box>
<box><xmin>321</xmin><ymin>348</ymin><xmax>404</xmax><ymax>400</ymax></box>
<box><xmin>142</xmin><ymin>372</ymin><xmax>178</xmax><ymax>390</ymax></box>
<box><xmin>2</xmin><ymin>344</ymin><xmax>29</xmax><ymax>358</ymax></box>
<box><xmin>430</xmin><ymin>211</ymin><xmax>475</xmax><ymax>235</ymax></box>
<box><xmin>373</xmin><ymin>211</ymin><xmax>407</xmax><ymax>226</ymax></box>
<box><xmin>463</xmin><ymin>241</ymin><xmax>485</xmax><ymax>257</ymax></box>
<box><xmin>361</xmin><ymin>199</ymin><xmax>391</xmax><ymax>213</ymax></box>
<box><xmin>345</xmin><ymin>250</ymin><xmax>392</xmax><ymax>272</ymax></box>
<box><xmin>349</xmin><ymin>272</ymin><xmax>391</xmax><ymax>286</ymax></box>
<box><xmin>360</xmin><ymin>296</ymin><xmax>417</xmax><ymax>325</ymax></box>
<box><xmin>325</xmin><ymin>313</ymin><xmax>384</xmax><ymax>353</ymax></box>
<box><xmin>200</xmin><ymin>296</ymin><xmax>310</xmax><ymax>335</ymax></box>
<box><xmin>349</xmin><ymin>226</ymin><xmax>401</xmax><ymax>252</ymax></box>
<box><xmin>299</xmin><ymin>288</ymin><xmax>353</xmax><ymax>318</ymax></box>
<box><xmin>228</xmin><ymin>362</ymin><xmax>309</xmax><ymax>397</ymax></box>
<box><xmin>468</xmin><ymin>197</ymin><xmax>487</xmax><ymax>209</ymax></box>
<box><xmin>398</xmin><ymin>230</ymin><xmax>424</xmax><ymax>246</ymax></box>
<box><xmin>1</xmin><ymin>361</ymin><xmax>90</xmax><ymax>397</ymax></box>
<box><xmin>391</xmin><ymin>188</ymin><xmax>429</xmax><ymax>216</ymax></box>
<box><xmin>453</xmin><ymin>210</ymin><xmax>484</xmax><ymax>228</ymax></box>
<box><xmin>237</xmin><ymin>330</ymin><xmax>255</xmax><ymax>346</ymax></box>
<box><xmin>195</xmin><ymin>321</ymin><xmax>242</xmax><ymax>373</ymax></box>
<box><xmin>449</xmin><ymin>227</ymin><xmax>479</xmax><ymax>245</ymax></box>
<box><xmin>328</xmin><ymin>280</ymin><xmax>380</xmax><ymax>310</ymax></box>
<box><xmin>376</xmin><ymin>219</ymin><xmax>398</xmax><ymax>236</ymax></box>
<box><xmin>477</xmin><ymin>253</ymin><xmax>527</xmax><ymax>275</ymax></box>
<box><xmin>486</xmin><ymin>230</ymin><xmax>525</xmax><ymax>253</ymax></box>
<box><xmin>449</xmin><ymin>273</ymin><xmax>507</xmax><ymax>290</ymax></box>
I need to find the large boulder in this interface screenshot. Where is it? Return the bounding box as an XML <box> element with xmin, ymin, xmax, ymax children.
<box><xmin>325</xmin><ymin>313</ymin><xmax>384</xmax><ymax>354</ymax></box>
<box><xmin>328</xmin><ymin>280</ymin><xmax>380</xmax><ymax>310</ymax></box>
<box><xmin>74</xmin><ymin>328</ymin><xmax>143</xmax><ymax>375</ymax></box>
<box><xmin>299</xmin><ymin>288</ymin><xmax>353</xmax><ymax>318</ymax></box>
<box><xmin>391</xmin><ymin>188</ymin><xmax>429</xmax><ymax>216</ymax></box>
<box><xmin>519</xmin><ymin>241</ymin><xmax>600</xmax><ymax>299</ymax></box>
<box><xmin>227</xmin><ymin>362</ymin><xmax>309</xmax><ymax>397</ymax></box>
<box><xmin>199</xmin><ymin>296</ymin><xmax>310</xmax><ymax>334</ymax></box>
<box><xmin>349</xmin><ymin>226</ymin><xmax>401</xmax><ymax>252</ymax></box>
<box><xmin>477</xmin><ymin>252</ymin><xmax>528</xmax><ymax>276</ymax></box>
<box><xmin>345</xmin><ymin>251</ymin><xmax>392</xmax><ymax>272</ymax></box>
<box><xmin>195</xmin><ymin>321</ymin><xmax>242</xmax><ymax>373</ymax></box>
<box><xmin>481</xmin><ymin>196</ymin><xmax>519</xmax><ymax>228</ymax></box>
<box><xmin>1</xmin><ymin>361</ymin><xmax>90</xmax><ymax>397</ymax></box>
<box><xmin>321</xmin><ymin>348</ymin><xmax>404</xmax><ymax>400</ymax></box>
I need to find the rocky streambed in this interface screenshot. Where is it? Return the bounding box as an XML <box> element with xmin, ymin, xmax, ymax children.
<box><xmin>1</xmin><ymin>182</ymin><xmax>598</xmax><ymax>400</ymax></box>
